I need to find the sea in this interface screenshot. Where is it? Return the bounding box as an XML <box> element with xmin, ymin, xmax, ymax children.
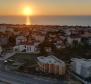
<box><xmin>0</xmin><ymin>16</ymin><xmax>91</xmax><ymax>26</ymax></box>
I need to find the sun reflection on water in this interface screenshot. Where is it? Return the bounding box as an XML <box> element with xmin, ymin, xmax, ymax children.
<box><xmin>26</xmin><ymin>16</ymin><xmax>31</xmax><ymax>25</ymax></box>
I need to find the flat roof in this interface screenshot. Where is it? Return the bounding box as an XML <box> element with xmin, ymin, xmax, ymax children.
<box><xmin>71</xmin><ymin>58</ymin><xmax>91</xmax><ymax>66</ymax></box>
<box><xmin>37</xmin><ymin>55</ymin><xmax>65</xmax><ymax>65</ymax></box>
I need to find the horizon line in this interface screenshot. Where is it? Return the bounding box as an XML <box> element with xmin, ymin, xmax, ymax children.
<box><xmin>0</xmin><ymin>15</ymin><xmax>91</xmax><ymax>17</ymax></box>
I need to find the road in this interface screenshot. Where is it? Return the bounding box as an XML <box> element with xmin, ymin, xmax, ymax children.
<box><xmin>0</xmin><ymin>52</ymin><xmax>15</xmax><ymax>61</ymax></box>
<box><xmin>70</xmin><ymin>71</ymin><xmax>91</xmax><ymax>84</ymax></box>
<box><xmin>0</xmin><ymin>70</ymin><xmax>66</xmax><ymax>84</ymax></box>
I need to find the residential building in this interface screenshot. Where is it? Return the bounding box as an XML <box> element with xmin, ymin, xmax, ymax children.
<box><xmin>13</xmin><ymin>44</ymin><xmax>39</xmax><ymax>53</ymax></box>
<box><xmin>16</xmin><ymin>35</ymin><xmax>27</xmax><ymax>45</ymax></box>
<box><xmin>71</xmin><ymin>58</ymin><xmax>91</xmax><ymax>79</ymax></box>
<box><xmin>37</xmin><ymin>55</ymin><xmax>66</xmax><ymax>75</ymax></box>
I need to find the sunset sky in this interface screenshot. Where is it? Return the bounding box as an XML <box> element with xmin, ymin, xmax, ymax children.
<box><xmin>0</xmin><ymin>0</ymin><xmax>91</xmax><ymax>16</ymax></box>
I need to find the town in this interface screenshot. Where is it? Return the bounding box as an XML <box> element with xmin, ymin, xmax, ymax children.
<box><xmin>0</xmin><ymin>24</ymin><xmax>91</xmax><ymax>84</ymax></box>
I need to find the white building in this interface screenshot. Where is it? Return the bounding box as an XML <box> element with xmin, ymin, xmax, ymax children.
<box><xmin>13</xmin><ymin>44</ymin><xmax>39</xmax><ymax>53</ymax></box>
<box><xmin>71</xmin><ymin>58</ymin><xmax>91</xmax><ymax>78</ymax></box>
<box><xmin>37</xmin><ymin>55</ymin><xmax>66</xmax><ymax>75</ymax></box>
<box><xmin>16</xmin><ymin>36</ymin><xmax>27</xmax><ymax>45</ymax></box>
<box><xmin>67</xmin><ymin>36</ymin><xmax>81</xmax><ymax>45</ymax></box>
<box><xmin>87</xmin><ymin>38</ymin><xmax>91</xmax><ymax>45</ymax></box>
<box><xmin>13</xmin><ymin>45</ymin><xmax>25</xmax><ymax>52</ymax></box>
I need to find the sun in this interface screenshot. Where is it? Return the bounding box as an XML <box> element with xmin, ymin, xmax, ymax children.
<box><xmin>23</xmin><ymin>6</ymin><xmax>33</xmax><ymax>16</ymax></box>
<box><xmin>21</xmin><ymin>6</ymin><xmax>33</xmax><ymax>25</ymax></box>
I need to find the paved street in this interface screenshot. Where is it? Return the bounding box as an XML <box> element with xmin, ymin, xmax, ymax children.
<box><xmin>0</xmin><ymin>70</ymin><xmax>66</xmax><ymax>84</ymax></box>
<box><xmin>0</xmin><ymin>52</ymin><xmax>15</xmax><ymax>61</ymax></box>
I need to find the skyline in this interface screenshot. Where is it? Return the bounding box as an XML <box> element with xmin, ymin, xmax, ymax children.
<box><xmin>0</xmin><ymin>0</ymin><xmax>91</xmax><ymax>16</ymax></box>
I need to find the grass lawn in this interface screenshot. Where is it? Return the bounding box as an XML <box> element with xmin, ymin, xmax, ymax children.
<box><xmin>8</xmin><ymin>53</ymin><xmax>38</xmax><ymax>65</ymax></box>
